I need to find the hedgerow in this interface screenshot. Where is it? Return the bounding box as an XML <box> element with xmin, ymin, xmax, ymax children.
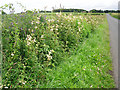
<box><xmin>1</xmin><ymin>9</ymin><xmax>103</xmax><ymax>88</ymax></box>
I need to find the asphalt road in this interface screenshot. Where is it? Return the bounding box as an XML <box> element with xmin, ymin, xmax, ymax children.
<box><xmin>106</xmin><ymin>14</ymin><xmax>119</xmax><ymax>88</ymax></box>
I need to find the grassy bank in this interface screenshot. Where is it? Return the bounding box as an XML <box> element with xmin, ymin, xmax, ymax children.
<box><xmin>39</xmin><ymin>15</ymin><xmax>115</xmax><ymax>88</ymax></box>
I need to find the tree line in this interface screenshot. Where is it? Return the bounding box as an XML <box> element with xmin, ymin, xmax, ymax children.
<box><xmin>1</xmin><ymin>9</ymin><xmax>120</xmax><ymax>15</ymax></box>
<box><xmin>52</xmin><ymin>9</ymin><xmax>120</xmax><ymax>13</ymax></box>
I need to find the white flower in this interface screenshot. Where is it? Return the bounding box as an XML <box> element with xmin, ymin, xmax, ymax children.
<box><xmin>36</xmin><ymin>21</ymin><xmax>40</xmax><ymax>24</ymax></box>
<box><xmin>79</xmin><ymin>28</ymin><xmax>81</xmax><ymax>31</ymax></box>
<box><xmin>28</xmin><ymin>29</ymin><xmax>30</xmax><ymax>31</ymax></box>
<box><xmin>33</xmin><ymin>38</ymin><xmax>36</xmax><ymax>42</ymax></box>
<box><xmin>50</xmin><ymin>50</ymin><xmax>54</xmax><ymax>52</ymax></box>
<box><xmin>32</xmin><ymin>30</ymin><xmax>34</xmax><ymax>33</ymax></box>
<box><xmin>31</xmin><ymin>21</ymin><xmax>34</xmax><ymax>25</ymax></box>
<box><xmin>11</xmin><ymin>53</ymin><xmax>14</xmax><ymax>56</ymax></box>
<box><xmin>49</xmin><ymin>51</ymin><xmax>52</xmax><ymax>55</ymax></box>
<box><xmin>4</xmin><ymin>87</ymin><xmax>8</xmax><ymax>88</ymax></box>
<box><xmin>78</xmin><ymin>22</ymin><xmax>81</xmax><ymax>24</ymax></box>
<box><xmin>27</xmin><ymin>41</ymin><xmax>31</xmax><ymax>46</ymax></box>
<box><xmin>37</xmin><ymin>17</ymin><xmax>40</xmax><ymax>20</ymax></box>
<box><xmin>35</xmin><ymin>26</ymin><xmax>37</xmax><ymax>29</ymax></box>
<box><xmin>47</xmin><ymin>54</ymin><xmax>52</xmax><ymax>60</ymax></box>
<box><xmin>26</xmin><ymin>35</ymin><xmax>32</xmax><ymax>41</ymax></box>
<box><xmin>50</xmin><ymin>29</ymin><xmax>53</xmax><ymax>31</ymax></box>
<box><xmin>22</xmin><ymin>82</ymin><xmax>25</xmax><ymax>85</ymax></box>
<box><xmin>26</xmin><ymin>35</ymin><xmax>32</xmax><ymax>46</ymax></box>
<box><xmin>48</xmin><ymin>19</ymin><xmax>51</xmax><ymax>22</ymax></box>
<box><xmin>41</xmin><ymin>35</ymin><xmax>44</xmax><ymax>38</ymax></box>
<box><xmin>0</xmin><ymin>85</ymin><xmax>2</xmax><ymax>88</ymax></box>
<box><xmin>73</xmin><ymin>16</ymin><xmax>76</xmax><ymax>19</ymax></box>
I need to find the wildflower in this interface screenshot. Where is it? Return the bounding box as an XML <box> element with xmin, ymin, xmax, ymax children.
<box><xmin>79</xmin><ymin>28</ymin><xmax>81</xmax><ymax>31</ymax></box>
<box><xmin>26</xmin><ymin>35</ymin><xmax>32</xmax><ymax>46</ymax></box>
<box><xmin>27</xmin><ymin>41</ymin><xmax>31</xmax><ymax>46</ymax></box>
<box><xmin>47</xmin><ymin>54</ymin><xmax>52</xmax><ymax>60</ymax></box>
<box><xmin>50</xmin><ymin>49</ymin><xmax>54</xmax><ymax>52</ymax></box>
<box><xmin>41</xmin><ymin>35</ymin><xmax>44</xmax><ymax>38</ymax></box>
<box><xmin>22</xmin><ymin>82</ymin><xmax>25</xmax><ymax>85</ymax></box>
<box><xmin>48</xmin><ymin>50</ymin><xmax>54</xmax><ymax>55</ymax></box>
<box><xmin>11</xmin><ymin>53</ymin><xmax>14</xmax><ymax>56</ymax></box>
<box><xmin>90</xmin><ymin>85</ymin><xmax>93</xmax><ymax>88</ymax></box>
<box><xmin>36</xmin><ymin>21</ymin><xmax>40</xmax><ymax>24</ymax></box>
<box><xmin>4</xmin><ymin>87</ymin><xmax>8</xmax><ymax>88</ymax></box>
<box><xmin>80</xmin><ymin>16</ymin><xmax>82</xmax><ymax>19</ymax></box>
<box><xmin>0</xmin><ymin>85</ymin><xmax>2</xmax><ymax>88</ymax></box>
<box><xmin>33</xmin><ymin>38</ymin><xmax>36</xmax><ymax>42</ymax></box>
<box><xmin>49</xmin><ymin>51</ymin><xmax>52</xmax><ymax>55</ymax></box>
<box><xmin>50</xmin><ymin>28</ymin><xmax>53</xmax><ymax>31</ymax></box>
<box><xmin>37</xmin><ymin>17</ymin><xmax>40</xmax><ymax>20</ymax></box>
<box><xmin>11</xmin><ymin>22</ymin><xmax>13</xmax><ymax>25</ymax></box>
<box><xmin>32</xmin><ymin>30</ymin><xmax>34</xmax><ymax>33</ymax></box>
<box><xmin>28</xmin><ymin>29</ymin><xmax>30</xmax><ymax>31</ymax></box>
<box><xmin>35</xmin><ymin>26</ymin><xmax>37</xmax><ymax>29</ymax></box>
<box><xmin>78</xmin><ymin>22</ymin><xmax>81</xmax><ymax>24</ymax></box>
<box><xmin>26</xmin><ymin>35</ymin><xmax>32</xmax><ymax>41</ymax></box>
<box><xmin>48</xmin><ymin>19</ymin><xmax>51</xmax><ymax>22</ymax></box>
<box><xmin>31</xmin><ymin>21</ymin><xmax>34</xmax><ymax>25</ymax></box>
<box><xmin>83</xmin><ymin>68</ymin><xmax>85</xmax><ymax>70</ymax></box>
<box><xmin>97</xmin><ymin>67</ymin><xmax>100</xmax><ymax>71</ymax></box>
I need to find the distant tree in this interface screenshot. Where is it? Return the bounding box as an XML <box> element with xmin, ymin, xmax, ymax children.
<box><xmin>26</xmin><ymin>10</ymin><xmax>33</xmax><ymax>13</ymax></box>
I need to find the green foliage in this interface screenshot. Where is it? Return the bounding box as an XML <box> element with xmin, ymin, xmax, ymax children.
<box><xmin>1</xmin><ymin>10</ymin><xmax>7</xmax><ymax>15</ymax></box>
<box><xmin>1</xmin><ymin>11</ymin><xmax>107</xmax><ymax>88</ymax></box>
<box><xmin>39</xmin><ymin>16</ymin><xmax>115</xmax><ymax>88</ymax></box>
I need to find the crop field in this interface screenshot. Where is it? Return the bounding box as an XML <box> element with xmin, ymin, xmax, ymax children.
<box><xmin>110</xmin><ymin>13</ymin><xmax>120</xmax><ymax>20</ymax></box>
<box><xmin>1</xmin><ymin>12</ymin><xmax>115</xmax><ymax>88</ymax></box>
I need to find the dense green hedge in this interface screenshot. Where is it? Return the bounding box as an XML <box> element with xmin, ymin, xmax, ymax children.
<box><xmin>2</xmin><ymin>12</ymin><xmax>102</xmax><ymax>88</ymax></box>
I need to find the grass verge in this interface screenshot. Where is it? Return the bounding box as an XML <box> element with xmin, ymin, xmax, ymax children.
<box><xmin>39</xmin><ymin>15</ymin><xmax>115</xmax><ymax>88</ymax></box>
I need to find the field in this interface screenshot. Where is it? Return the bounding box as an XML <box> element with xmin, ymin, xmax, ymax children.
<box><xmin>110</xmin><ymin>13</ymin><xmax>120</xmax><ymax>20</ymax></box>
<box><xmin>1</xmin><ymin>12</ymin><xmax>115</xmax><ymax>88</ymax></box>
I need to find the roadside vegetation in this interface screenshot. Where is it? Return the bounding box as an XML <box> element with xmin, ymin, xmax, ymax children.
<box><xmin>1</xmin><ymin>3</ymin><xmax>115</xmax><ymax>88</ymax></box>
<box><xmin>39</xmin><ymin>15</ymin><xmax>115</xmax><ymax>88</ymax></box>
<box><xmin>110</xmin><ymin>13</ymin><xmax>120</xmax><ymax>20</ymax></box>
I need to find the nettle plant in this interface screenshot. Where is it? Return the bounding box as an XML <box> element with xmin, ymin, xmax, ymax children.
<box><xmin>1</xmin><ymin>3</ymin><xmax>102</xmax><ymax>88</ymax></box>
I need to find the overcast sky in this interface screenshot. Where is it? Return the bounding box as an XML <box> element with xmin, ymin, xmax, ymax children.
<box><xmin>0</xmin><ymin>0</ymin><xmax>119</xmax><ymax>13</ymax></box>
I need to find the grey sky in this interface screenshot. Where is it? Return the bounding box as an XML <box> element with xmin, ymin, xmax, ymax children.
<box><xmin>0</xmin><ymin>0</ymin><xmax>119</xmax><ymax>13</ymax></box>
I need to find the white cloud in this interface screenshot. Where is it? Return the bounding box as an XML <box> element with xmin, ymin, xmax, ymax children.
<box><xmin>0</xmin><ymin>0</ymin><xmax>119</xmax><ymax>13</ymax></box>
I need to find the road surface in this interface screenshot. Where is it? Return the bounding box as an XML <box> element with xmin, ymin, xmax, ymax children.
<box><xmin>106</xmin><ymin>14</ymin><xmax>119</xmax><ymax>88</ymax></box>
